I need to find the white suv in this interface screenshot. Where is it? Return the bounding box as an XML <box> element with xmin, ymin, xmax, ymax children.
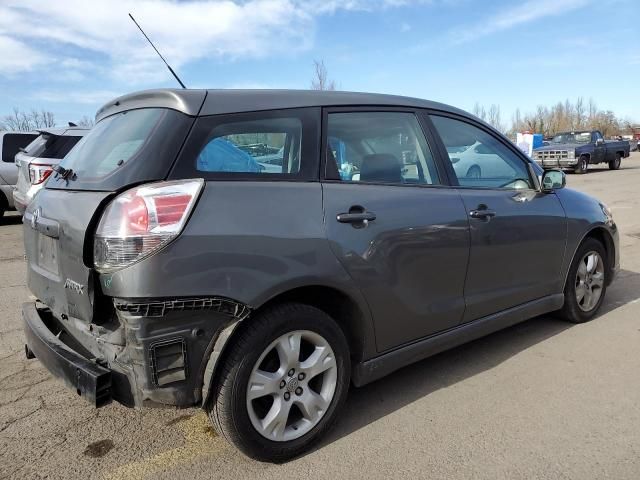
<box><xmin>0</xmin><ymin>131</ymin><xmax>38</xmax><ymax>218</ymax></box>
<box><xmin>13</xmin><ymin>127</ymin><xmax>88</xmax><ymax>214</ymax></box>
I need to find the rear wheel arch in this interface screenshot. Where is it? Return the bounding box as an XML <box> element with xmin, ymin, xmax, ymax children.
<box><xmin>200</xmin><ymin>284</ymin><xmax>371</xmax><ymax>407</ymax></box>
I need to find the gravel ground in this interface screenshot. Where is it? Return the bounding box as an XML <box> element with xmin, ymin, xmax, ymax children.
<box><xmin>1</xmin><ymin>153</ymin><xmax>639</xmax><ymax>479</ymax></box>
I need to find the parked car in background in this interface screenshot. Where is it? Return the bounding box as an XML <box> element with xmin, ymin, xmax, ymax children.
<box><xmin>13</xmin><ymin>126</ymin><xmax>88</xmax><ymax>214</ymax></box>
<box><xmin>22</xmin><ymin>89</ymin><xmax>619</xmax><ymax>462</ymax></box>
<box><xmin>448</xmin><ymin>141</ymin><xmax>523</xmax><ymax>184</ymax></box>
<box><xmin>533</xmin><ymin>130</ymin><xmax>630</xmax><ymax>173</ymax></box>
<box><xmin>0</xmin><ymin>131</ymin><xmax>38</xmax><ymax>218</ymax></box>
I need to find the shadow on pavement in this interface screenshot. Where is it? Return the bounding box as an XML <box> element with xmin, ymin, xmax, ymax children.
<box><xmin>0</xmin><ymin>212</ymin><xmax>23</xmax><ymax>226</ymax></box>
<box><xmin>317</xmin><ymin>268</ymin><xmax>640</xmax><ymax>452</ymax></box>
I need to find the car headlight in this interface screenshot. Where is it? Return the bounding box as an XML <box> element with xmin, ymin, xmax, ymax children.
<box><xmin>567</xmin><ymin>150</ymin><xmax>575</xmax><ymax>159</ymax></box>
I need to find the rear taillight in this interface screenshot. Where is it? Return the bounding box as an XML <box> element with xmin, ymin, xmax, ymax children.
<box><xmin>93</xmin><ymin>179</ymin><xmax>204</xmax><ymax>272</ymax></box>
<box><xmin>28</xmin><ymin>163</ymin><xmax>54</xmax><ymax>185</ymax></box>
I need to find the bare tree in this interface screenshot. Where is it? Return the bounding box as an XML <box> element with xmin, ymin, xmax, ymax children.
<box><xmin>509</xmin><ymin>98</ymin><xmax>633</xmax><ymax>137</ymax></box>
<box><xmin>487</xmin><ymin>104</ymin><xmax>504</xmax><ymax>132</ymax></box>
<box><xmin>310</xmin><ymin>59</ymin><xmax>336</xmax><ymax>91</ymax></box>
<box><xmin>472</xmin><ymin>102</ymin><xmax>487</xmax><ymax>121</ymax></box>
<box><xmin>1</xmin><ymin>108</ymin><xmax>56</xmax><ymax>131</ymax></box>
<box><xmin>77</xmin><ymin>116</ymin><xmax>95</xmax><ymax>128</ymax></box>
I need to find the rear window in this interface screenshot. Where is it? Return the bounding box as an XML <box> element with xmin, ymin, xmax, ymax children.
<box><xmin>47</xmin><ymin>108</ymin><xmax>194</xmax><ymax>191</ymax></box>
<box><xmin>39</xmin><ymin>136</ymin><xmax>83</xmax><ymax>159</ymax></box>
<box><xmin>2</xmin><ymin>133</ymin><xmax>38</xmax><ymax>162</ymax></box>
<box><xmin>171</xmin><ymin>108</ymin><xmax>320</xmax><ymax>181</ymax></box>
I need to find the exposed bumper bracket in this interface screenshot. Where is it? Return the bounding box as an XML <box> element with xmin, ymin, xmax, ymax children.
<box><xmin>22</xmin><ymin>302</ymin><xmax>113</xmax><ymax>407</ymax></box>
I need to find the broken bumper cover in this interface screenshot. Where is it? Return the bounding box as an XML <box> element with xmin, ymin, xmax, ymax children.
<box><xmin>22</xmin><ymin>302</ymin><xmax>112</xmax><ymax>407</ymax></box>
<box><xmin>22</xmin><ymin>297</ymin><xmax>251</xmax><ymax>409</ymax></box>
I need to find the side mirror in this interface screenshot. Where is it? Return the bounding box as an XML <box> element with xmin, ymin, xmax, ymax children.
<box><xmin>541</xmin><ymin>169</ymin><xmax>566</xmax><ymax>192</ymax></box>
<box><xmin>596</xmin><ymin>138</ymin><xmax>604</xmax><ymax>146</ymax></box>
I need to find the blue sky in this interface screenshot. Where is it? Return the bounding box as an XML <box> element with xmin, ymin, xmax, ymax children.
<box><xmin>0</xmin><ymin>0</ymin><xmax>638</xmax><ymax>126</ymax></box>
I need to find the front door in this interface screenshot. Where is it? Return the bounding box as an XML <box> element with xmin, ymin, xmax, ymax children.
<box><xmin>593</xmin><ymin>131</ymin><xmax>606</xmax><ymax>163</ymax></box>
<box><xmin>321</xmin><ymin>110</ymin><xmax>470</xmax><ymax>351</ymax></box>
<box><xmin>429</xmin><ymin>114</ymin><xmax>567</xmax><ymax>322</ymax></box>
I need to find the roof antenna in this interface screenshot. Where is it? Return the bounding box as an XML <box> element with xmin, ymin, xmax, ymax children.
<box><xmin>128</xmin><ymin>13</ymin><xmax>187</xmax><ymax>89</ymax></box>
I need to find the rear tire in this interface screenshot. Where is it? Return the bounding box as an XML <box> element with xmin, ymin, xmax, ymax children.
<box><xmin>206</xmin><ymin>303</ymin><xmax>350</xmax><ymax>462</ymax></box>
<box><xmin>608</xmin><ymin>153</ymin><xmax>622</xmax><ymax>170</ymax></box>
<box><xmin>0</xmin><ymin>193</ymin><xmax>7</xmax><ymax>219</ymax></box>
<box><xmin>575</xmin><ymin>155</ymin><xmax>589</xmax><ymax>174</ymax></box>
<box><xmin>558</xmin><ymin>238</ymin><xmax>608</xmax><ymax>323</ymax></box>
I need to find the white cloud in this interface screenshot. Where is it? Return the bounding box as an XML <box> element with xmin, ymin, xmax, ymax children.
<box><xmin>0</xmin><ymin>35</ymin><xmax>49</xmax><ymax>75</ymax></box>
<box><xmin>448</xmin><ymin>0</ymin><xmax>591</xmax><ymax>44</ymax></box>
<box><xmin>0</xmin><ymin>0</ymin><xmax>437</xmax><ymax>84</ymax></box>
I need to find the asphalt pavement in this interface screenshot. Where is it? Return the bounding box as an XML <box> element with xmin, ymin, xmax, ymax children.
<box><xmin>1</xmin><ymin>153</ymin><xmax>639</xmax><ymax>479</ymax></box>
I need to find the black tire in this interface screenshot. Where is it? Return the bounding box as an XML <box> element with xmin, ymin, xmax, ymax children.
<box><xmin>558</xmin><ymin>238</ymin><xmax>608</xmax><ymax>323</ymax></box>
<box><xmin>0</xmin><ymin>193</ymin><xmax>7</xmax><ymax>219</ymax></box>
<box><xmin>575</xmin><ymin>155</ymin><xmax>589</xmax><ymax>174</ymax></box>
<box><xmin>466</xmin><ymin>165</ymin><xmax>481</xmax><ymax>178</ymax></box>
<box><xmin>206</xmin><ymin>303</ymin><xmax>350</xmax><ymax>462</ymax></box>
<box><xmin>608</xmin><ymin>153</ymin><xmax>622</xmax><ymax>170</ymax></box>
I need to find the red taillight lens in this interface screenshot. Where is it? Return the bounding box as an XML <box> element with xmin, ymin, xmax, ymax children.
<box><xmin>125</xmin><ymin>196</ymin><xmax>149</xmax><ymax>233</ymax></box>
<box><xmin>28</xmin><ymin>164</ymin><xmax>54</xmax><ymax>185</ymax></box>
<box><xmin>153</xmin><ymin>194</ymin><xmax>192</xmax><ymax>226</ymax></box>
<box><xmin>94</xmin><ymin>179</ymin><xmax>204</xmax><ymax>272</ymax></box>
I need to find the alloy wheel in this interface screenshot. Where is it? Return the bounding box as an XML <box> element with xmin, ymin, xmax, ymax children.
<box><xmin>246</xmin><ymin>330</ymin><xmax>338</xmax><ymax>442</ymax></box>
<box><xmin>575</xmin><ymin>251</ymin><xmax>605</xmax><ymax>312</ymax></box>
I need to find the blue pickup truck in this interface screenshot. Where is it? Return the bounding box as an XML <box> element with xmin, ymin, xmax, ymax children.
<box><xmin>533</xmin><ymin>130</ymin><xmax>630</xmax><ymax>174</ymax></box>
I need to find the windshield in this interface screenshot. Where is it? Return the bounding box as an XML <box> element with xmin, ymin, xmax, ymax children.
<box><xmin>550</xmin><ymin>132</ymin><xmax>591</xmax><ymax>144</ymax></box>
<box><xmin>47</xmin><ymin>108</ymin><xmax>193</xmax><ymax>191</ymax></box>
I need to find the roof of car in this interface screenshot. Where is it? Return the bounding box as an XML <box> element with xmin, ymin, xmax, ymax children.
<box><xmin>95</xmin><ymin>88</ymin><xmax>469</xmax><ymax>122</ymax></box>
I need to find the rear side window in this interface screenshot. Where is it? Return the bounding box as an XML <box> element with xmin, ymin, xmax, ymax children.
<box><xmin>197</xmin><ymin>118</ymin><xmax>301</xmax><ymax>174</ymax></box>
<box><xmin>172</xmin><ymin>108</ymin><xmax>320</xmax><ymax>181</ymax></box>
<box><xmin>2</xmin><ymin>133</ymin><xmax>38</xmax><ymax>162</ymax></box>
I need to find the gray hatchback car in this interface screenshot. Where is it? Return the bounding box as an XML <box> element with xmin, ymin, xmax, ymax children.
<box><xmin>22</xmin><ymin>89</ymin><xmax>619</xmax><ymax>461</ymax></box>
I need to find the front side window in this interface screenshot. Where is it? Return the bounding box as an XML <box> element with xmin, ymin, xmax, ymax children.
<box><xmin>431</xmin><ymin>115</ymin><xmax>532</xmax><ymax>189</ymax></box>
<box><xmin>196</xmin><ymin>118</ymin><xmax>302</xmax><ymax>175</ymax></box>
<box><xmin>325</xmin><ymin>112</ymin><xmax>440</xmax><ymax>186</ymax></box>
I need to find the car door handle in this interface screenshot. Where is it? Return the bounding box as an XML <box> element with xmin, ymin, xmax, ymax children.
<box><xmin>469</xmin><ymin>209</ymin><xmax>496</xmax><ymax>219</ymax></box>
<box><xmin>336</xmin><ymin>211</ymin><xmax>376</xmax><ymax>224</ymax></box>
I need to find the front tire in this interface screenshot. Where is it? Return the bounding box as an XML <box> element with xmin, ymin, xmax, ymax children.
<box><xmin>575</xmin><ymin>155</ymin><xmax>589</xmax><ymax>174</ymax></box>
<box><xmin>558</xmin><ymin>238</ymin><xmax>608</xmax><ymax>323</ymax></box>
<box><xmin>608</xmin><ymin>153</ymin><xmax>622</xmax><ymax>170</ymax></box>
<box><xmin>206</xmin><ymin>303</ymin><xmax>350</xmax><ymax>462</ymax></box>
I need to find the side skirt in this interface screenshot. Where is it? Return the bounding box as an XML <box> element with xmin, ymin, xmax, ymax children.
<box><xmin>352</xmin><ymin>293</ymin><xmax>564</xmax><ymax>387</ymax></box>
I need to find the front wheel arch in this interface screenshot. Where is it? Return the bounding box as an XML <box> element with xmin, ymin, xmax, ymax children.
<box><xmin>563</xmin><ymin>226</ymin><xmax>616</xmax><ymax>291</ymax></box>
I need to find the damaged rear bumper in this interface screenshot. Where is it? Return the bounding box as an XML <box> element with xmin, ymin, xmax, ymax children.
<box><xmin>22</xmin><ymin>297</ymin><xmax>250</xmax><ymax>409</ymax></box>
<box><xmin>23</xmin><ymin>302</ymin><xmax>113</xmax><ymax>407</ymax></box>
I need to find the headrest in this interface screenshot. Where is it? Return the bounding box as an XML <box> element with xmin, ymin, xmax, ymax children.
<box><xmin>360</xmin><ymin>153</ymin><xmax>402</xmax><ymax>184</ymax></box>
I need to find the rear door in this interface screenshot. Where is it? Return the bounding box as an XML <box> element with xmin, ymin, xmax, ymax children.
<box><xmin>321</xmin><ymin>108</ymin><xmax>470</xmax><ymax>352</ymax></box>
<box><xmin>23</xmin><ymin>108</ymin><xmax>195</xmax><ymax>323</ymax></box>
<box><xmin>428</xmin><ymin>113</ymin><xmax>567</xmax><ymax>322</ymax></box>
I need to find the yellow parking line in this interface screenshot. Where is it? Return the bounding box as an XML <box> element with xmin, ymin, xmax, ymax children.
<box><xmin>104</xmin><ymin>413</ymin><xmax>219</xmax><ymax>480</ymax></box>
